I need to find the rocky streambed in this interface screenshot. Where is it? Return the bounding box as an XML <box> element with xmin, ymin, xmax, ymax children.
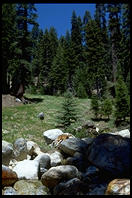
<box><xmin>2</xmin><ymin>128</ymin><xmax>130</xmax><ymax>195</ymax></box>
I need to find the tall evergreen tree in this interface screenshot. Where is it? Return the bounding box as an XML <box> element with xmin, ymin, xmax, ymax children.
<box><xmin>31</xmin><ymin>28</ymin><xmax>43</xmax><ymax>83</ymax></box>
<box><xmin>10</xmin><ymin>3</ymin><xmax>38</xmax><ymax>97</ymax></box>
<box><xmin>35</xmin><ymin>27</ymin><xmax>58</xmax><ymax>94</ymax></box>
<box><xmin>94</xmin><ymin>4</ymin><xmax>110</xmax><ymax>95</ymax></box>
<box><xmin>62</xmin><ymin>30</ymin><xmax>74</xmax><ymax>91</ymax></box>
<box><xmin>49</xmin><ymin>27</ymin><xmax>58</xmax><ymax>60</ymax></box>
<box><xmin>38</xmin><ymin>29</ymin><xmax>51</xmax><ymax>93</ymax></box>
<box><xmin>83</xmin><ymin>10</ymin><xmax>91</xmax><ymax>46</ymax></box>
<box><xmin>70</xmin><ymin>11</ymin><xmax>83</xmax><ymax>90</ymax></box>
<box><xmin>29</xmin><ymin>23</ymin><xmax>40</xmax><ymax>86</ymax></box>
<box><xmin>119</xmin><ymin>4</ymin><xmax>130</xmax><ymax>83</ymax></box>
<box><xmin>49</xmin><ymin>41</ymin><xmax>68</xmax><ymax>94</ymax></box>
<box><xmin>100</xmin><ymin>98</ymin><xmax>113</xmax><ymax>120</ymax></box>
<box><xmin>2</xmin><ymin>4</ymin><xmax>17</xmax><ymax>94</ymax></box>
<box><xmin>95</xmin><ymin>4</ymin><xmax>107</xmax><ymax>29</ymax></box>
<box><xmin>107</xmin><ymin>3</ymin><xmax>122</xmax><ymax>83</ymax></box>
<box><xmin>38</xmin><ymin>28</ymin><xmax>58</xmax><ymax>94</ymax></box>
<box><xmin>83</xmin><ymin>10</ymin><xmax>91</xmax><ymax>25</ymax></box>
<box><xmin>84</xmin><ymin>19</ymin><xmax>107</xmax><ymax>98</ymax></box>
<box><xmin>94</xmin><ymin>4</ymin><xmax>102</xmax><ymax>27</ymax></box>
<box><xmin>115</xmin><ymin>75</ymin><xmax>129</xmax><ymax>122</ymax></box>
<box><xmin>31</xmin><ymin>23</ymin><xmax>40</xmax><ymax>55</ymax></box>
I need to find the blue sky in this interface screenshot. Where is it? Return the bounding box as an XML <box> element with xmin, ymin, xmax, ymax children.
<box><xmin>35</xmin><ymin>3</ymin><xmax>95</xmax><ymax>38</ymax></box>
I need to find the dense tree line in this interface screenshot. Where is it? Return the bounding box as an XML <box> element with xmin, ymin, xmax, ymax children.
<box><xmin>2</xmin><ymin>3</ymin><xmax>130</xmax><ymax>122</ymax></box>
<box><xmin>2</xmin><ymin>3</ymin><xmax>38</xmax><ymax>96</ymax></box>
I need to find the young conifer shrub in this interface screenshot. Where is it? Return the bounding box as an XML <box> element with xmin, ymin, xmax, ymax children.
<box><xmin>101</xmin><ymin>98</ymin><xmax>113</xmax><ymax>120</ymax></box>
<box><xmin>57</xmin><ymin>91</ymin><xmax>78</xmax><ymax>130</ymax></box>
<box><xmin>115</xmin><ymin>76</ymin><xmax>129</xmax><ymax>121</ymax></box>
<box><xmin>91</xmin><ymin>94</ymin><xmax>99</xmax><ymax>119</ymax></box>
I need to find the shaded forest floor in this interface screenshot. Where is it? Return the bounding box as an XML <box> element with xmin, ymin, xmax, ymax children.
<box><xmin>2</xmin><ymin>94</ymin><xmax>130</xmax><ymax>153</ymax></box>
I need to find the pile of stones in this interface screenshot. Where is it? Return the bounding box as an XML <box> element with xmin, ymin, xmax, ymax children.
<box><xmin>2</xmin><ymin>128</ymin><xmax>130</xmax><ymax>195</ymax></box>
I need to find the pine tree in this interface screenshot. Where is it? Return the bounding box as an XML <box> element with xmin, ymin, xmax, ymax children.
<box><xmin>49</xmin><ymin>41</ymin><xmax>68</xmax><ymax>95</ymax></box>
<box><xmin>126</xmin><ymin>70</ymin><xmax>130</xmax><ymax>95</ymax></box>
<box><xmin>37</xmin><ymin>27</ymin><xmax>58</xmax><ymax>94</ymax></box>
<box><xmin>62</xmin><ymin>30</ymin><xmax>75</xmax><ymax>92</ymax></box>
<box><xmin>73</xmin><ymin>65</ymin><xmax>88</xmax><ymax>98</ymax></box>
<box><xmin>83</xmin><ymin>10</ymin><xmax>91</xmax><ymax>25</ymax></box>
<box><xmin>49</xmin><ymin>27</ymin><xmax>58</xmax><ymax>60</ymax></box>
<box><xmin>76</xmin><ymin>81</ymin><xmax>87</xmax><ymax>98</ymax></box>
<box><xmin>31</xmin><ymin>28</ymin><xmax>43</xmax><ymax>87</ymax></box>
<box><xmin>10</xmin><ymin>3</ymin><xmax>38</xmax><ymax>97</ymax></box>
<box><xmin>101</xmin><ymin>98</ymin><xmax>113</xmax><ymax>120</ymax></box>
<box><xmin>31</xmin><ymin>23</ymin><xmax>40</xmax><ymax>57</ymax></box>
<box><xmin>118</xmin><ymin>4</ymin><xmax>130</xmax><ymax>83</ymax></box>
<box><xmin>70</xmin><ymin>11</ymin><xmax>83</xmax><ymax>90</ymax></box>
<box><xmin>95</xmin><ymin>4</ymin><xmax>107</xmax><ymax>29</ymax></box>
<box><xmin>84</xmin><ymin>19</ymin><xmax>107</xmax><ymax>98</ymax></box>
<box><xmin>83</xmin><ymin>10</ymin><xmax>91</xmax><ymax>46</ymax></box>
<box><xmin>91</xmin><ymin>94</ymin><xmax>99</xmax><ymax>119</ymax></box>
<box><xmin>57</xmin><ymin>91</ymin><xmax>78</xmax><ymax>130</ymax></box>
<box><xmin>115</xmin><ymin>76</ymin><xmax>129</xmax><ymax>121</ymax></box>
<box><xmin>2</xmin><ymin>4</ymin><xmax>17</xmax><ymax>94</ymax></box>
<box><xmin>108</xmin><ymin>3</ymin><xmax>122</xmax><ymax>83</ymax></box>
<box><xmin>94</xmin><ymin>4</ymin><xmax>102</xmax><ymax>27</ymax></box>
<box><xmin>38</xmin><ymin>28</ymin><xmax>52</xmax><ymax>93</ymax></box>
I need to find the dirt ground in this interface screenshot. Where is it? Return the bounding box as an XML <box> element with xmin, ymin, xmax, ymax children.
<box><xmin>2</xmin><ymin>94</ymin><xmax>23</xmax><ymax>107</ymax></box>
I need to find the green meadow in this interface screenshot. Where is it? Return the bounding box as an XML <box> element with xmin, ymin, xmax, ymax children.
<box><xmin>2</xmin><ymin>94</ymin><xmax>120</xmax><ymax>152</ymax></box>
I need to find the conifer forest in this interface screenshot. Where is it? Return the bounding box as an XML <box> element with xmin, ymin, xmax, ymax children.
<box><xmin>2</xmin><ymin>3</ymin><xmax>130</xmax><ymax>124</ymax></box>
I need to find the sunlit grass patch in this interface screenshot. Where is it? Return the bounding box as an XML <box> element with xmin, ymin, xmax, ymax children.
<box><xmin>2</xmin><ymin>93</ymin><xmax>123</xmax><ymax>152</ymax></box>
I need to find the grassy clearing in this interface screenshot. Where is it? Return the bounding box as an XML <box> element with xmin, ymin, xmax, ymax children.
<box><xmin>2</xmin><ymin>93</ymin><xmax>127</xmax><ymax>152</ymax></box>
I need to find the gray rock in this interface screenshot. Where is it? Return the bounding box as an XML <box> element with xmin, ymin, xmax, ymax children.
<box><xmin>65</xmin><ymin>152</ymin><xmax>86</xmax><ymax>171</ymax></box>
<box><xmin>82</xmin><ymin>166</ymin><xmax>100</xmax><ymax>184</ymax></box>
<box><xmin>13</xmin><ymin>138</ymin><xmax>27</xmax><ymax>161</ymax></box>
<box><xmin>87</xmin><ymin>133</ymin><xmax>130</xmax><ymax>177</ymax></box>
<box><xmin>41</xmin><ymin>165</ymin><xmax>80</xmax><ymax>188</ymax></box>
<box><xmin>27</xmin><ymin>140</ymin><xmax>42</xmax><ymax>158</ymax></box>
<box><xmin>84</xmin><ymin>166</ymin><xmax>99</xmax><ymax>177</ymax></box>
<box><xmin>82</xmin><ymin>121</ymin><xmax>95</xmax><ymax>129</ymax></box>
<box><xmin>50</xmin><ymin>151</ymin><xmax>63</xmax><ymax>167</ymax></box>
<box><xmin>9</xmin><ymin>159</ymin><xmax>18</xmax><ymax>170</ymax></box>
<box><xmin>109</xmin><ymin>129</ymin><xmax>130</xmax><ymax>138</ymax></box>
<box><xmin>75</xmin><ymin>126</ymin><xmax>82</xmax><ymax>132</ymax></box>
<box><xmin>43</xmin><ymin>129</ymin><xmax>63</xmax><ymax>144</ymax></box>
<box><xmin>81</xmin><ymin>137</ymin><xmax>94</xmax><ymax>145</ymax></box>
<box><xmin>16</xmin><ymin>98</ymin><xmax>22</xmax><ymax>103</ymax></box>
<box><xmin>82</xmin><ymin>121</ymin><xmax>97</xmax><ymax>135</ymax></box>
<box><xmin>53</xmin><ymin>178</ymin><xmax>85</xmax><ymax>195</ymax></box>
<box><xmin>3</xmin><ymin>187</ymin><xmax>18</xmax><ymax>195</ymax></box>
<box><xmin>34</xmin><ymin>153</ymin><xmax>51</xmax><ymax>179</ymax></box>
<box><xmin>87</xmin><ymin>183</ymin><xmax>107</xmax><ymax>195</ymax></box>
<box><xmin>58</xmin><ymin>137</ymin><xmax>89</xmax><ymax>156</ymax></box>
<box><xmin>34</xmin><ymin>153</ymin><xmax>51</xmax><ymax>169</ymax></box>
<box><xmin>2</xmin><ymin>140</ymin><xmax>14</xmax><ymax>166</ymax></box>
<box><xmin>13</xmin><ymin>159</ymin><xmax>39</xmax><ymax>180</ymax></box>
<box><xmin>14</xmin><ymin>180</ymin><xmax>50</xmax><ymax>195</ymax></box>
<box><xmin>38</xmin><ymin>112</ymin><xmax>44</xmax><ymax>120</ymax></box>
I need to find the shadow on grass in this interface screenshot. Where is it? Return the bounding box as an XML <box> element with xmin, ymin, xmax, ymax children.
<box><xmin>115</xmin><ymin>119</ymin><xmax>130</xmax><ymax>128</ymax></box>
<box><xmin>24</xmin><ymin>96</ymin><xmax>44</xmax><ymax>104</ymax></box>
<box><xmin>92</xmin><ymin>117</ymin><xmax>110</xmax><ymax>122</ymax></box>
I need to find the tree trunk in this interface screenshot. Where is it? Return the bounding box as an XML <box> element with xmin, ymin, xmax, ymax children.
<box><xmin>2</xmin><ymin>67</ymin><xmax>9</xmax><ymax>94</ymax></box>
<box><xmin>16</xmin><ymin>83</ymin><xmax>24</xmax><ymax>100</ymax></box>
